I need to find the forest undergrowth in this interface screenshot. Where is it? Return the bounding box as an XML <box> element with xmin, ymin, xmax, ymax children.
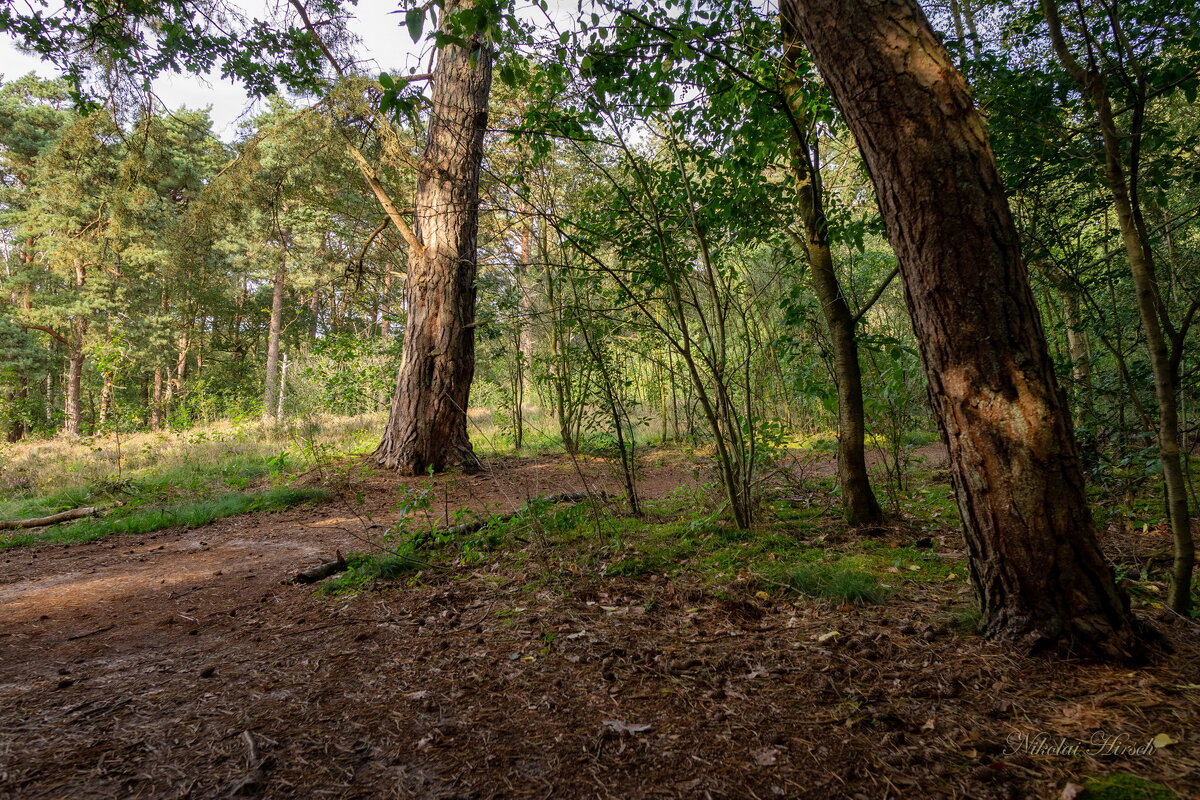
<box><xmin>1</xmin><ymin>413</ymin><xmax>1198</xmax><ymax>799</ymax></box>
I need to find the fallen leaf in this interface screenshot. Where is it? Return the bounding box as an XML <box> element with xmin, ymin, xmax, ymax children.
<box><xmin>752</xmin><ymin>747</ymin><xmax>779</xmax><ymax>766</ymax></box>
<box><xmin>755</xmin><ymin>591</ymin><xmax>770</xmax><ymax>600</ymax></box>
<box><xmin>1152</xmin><ymin>733</ymin><xmax>1179</xmax><ymax>749</ymax></box>
<box><xmin>602</xmin><ymin>720</ymin><xmax>652</xmax><ymax>736</ymax></box>
<box><xmin>1060</xmin><ymin>782</ymin><xmax>1085</xmax><ymax>800</ymax></box>
<box><xmin>921</xmin><ymin>717</ymin><xmax>936</xmax><ymax>731</ymax></box>
<box><xmin>817</xmin><ymin>631</ymin><xmax>841</xmax><ymax>643</ymax></box>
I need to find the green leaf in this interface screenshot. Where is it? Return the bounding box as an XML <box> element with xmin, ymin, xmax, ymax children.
<box><xmin>406</xmin><ymin>8</ymin><xmax>424</xmax><ymax>43</ymax></box>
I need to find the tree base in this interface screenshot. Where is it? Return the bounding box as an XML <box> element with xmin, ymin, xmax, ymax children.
<box><xmin>372</xmin><ymin>438</ymin><xmax>479</xmax><ymax>476</ymax></box>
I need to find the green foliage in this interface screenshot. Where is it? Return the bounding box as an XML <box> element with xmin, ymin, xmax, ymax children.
<box><xmin>318</xmin><ymin>552</ymin><xmax>424</xmax><ymax>595</ymax></box>
<box><xmin>0</xmin><ymin>486</ymin><xmax>326</xmax><ymax>549</ymax></box>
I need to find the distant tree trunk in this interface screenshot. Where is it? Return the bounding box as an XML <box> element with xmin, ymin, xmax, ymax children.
<box><xmin>64</xmin><ymin>329</ymin><xmax>84</xmax><ymax>436</ymax></box>
<box><xmin>7</xmin><ymin>375</ymin><xmax>28</xmax><ymax>443</ymax></box>
<box><xmin>151</xmin><ymin>368</ymin><xmax>164</xmax><ymax>430</ymax></box>
<box><xmin>781</xmin><ymin>26</ymin><xmax>884</xmax><ymax>527</ymax></box>
<box><xmin>98</xmin><ymin>371</ymin><xmax>113</xmax><ymax>426</ymax></box>
<box><xmin>45</xmin><ymin>372</ymin><xmax>54</xmax><ymax>426</ymax></box>
<box><xmin>308</xmin><ymin>288</ymin><xmax>320</xmax><ymax>341</ymax></box>
<box><xmin>64</xmin><ymin>263</ymin><xmax>88</xmax><ymax>437</ymax></box>
<box><xmin>541</xmin><ymin>241</ymin><xmax>578</xmax><ymax>456</ymax></box>
<box><xmin>173</xmin><ymin>330</ymin><xmax>189</xmax><ymax>410</ymax></box>
<box><xmin>1041</xmin><ymin>0</ymin><xmax>1194</xmax><ymax>615</ymax></box>
<box><xmin>263</xmin><ymin>258</ymin><xmax>287</xmax><ymax>422</ymax></box>
<box><xmin>374</xmin><ymin>0</ymin><xmax>493</xmax><ymax>474</ymax></box>
<box><xmin>518</xmin><ymin>217</ymin><xmax>536</xmax><ymax>379</ymax></box>
<box><xmin>783</xmin><ymin>0</ymin><xmax>1140</xmax><ymax>659</ymax></box>
<box><xmin>1061</xmin><ymin>290</ymin><xmax>1092</xmax><ymax>421</ymax></box>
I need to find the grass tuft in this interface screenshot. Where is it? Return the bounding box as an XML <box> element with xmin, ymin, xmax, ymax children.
<box><xmin>319</xmin><ymin>552</ymin><xmax>425</xmax><ymax>594</ymax></box>
<box><xmin>781</xmin><ymin>562</ymin><xmax>891</xmax><ymax>605</ymax></box>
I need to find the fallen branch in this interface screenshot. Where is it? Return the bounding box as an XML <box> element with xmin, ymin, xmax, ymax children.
<box><xmin>290</xmin><ymin>551</ymin><xmax>347</xmax><ymax>584</ymax></box>
<box><xmin>66</xmin><ymin>625</ymin><xmax>115</xmax><ymax>641</ymax></box>
<box><xmin>0</xmin><ymin>506</ymin><xmax>101</xmax><ymax>530</ymax></box>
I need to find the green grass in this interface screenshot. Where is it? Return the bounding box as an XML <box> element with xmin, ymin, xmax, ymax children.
<box><xmin>0</xmin><ymin>486</ymin><xmax>327</xmax><ymax>549</ymax></box>
<box><xmin>1083</xmin><ymin>773</ymin><xmax>1177</xmax><ymax>800</ymax></box>
<box><xmin>318</xmin><ymin>552</ymin><xmax>426</xmax><ymax>594</ymax></box>
<box><xmin>0</xmin><ymin>453</ymin><xmax>275</xmax><ymax>522</ymax></box>
<box><xmin>310</xmin><ymin>482</ymin><xmax>958</xmax><ymax>607</ymax></box>
<box><xmin>779</xmin><ymin>561</ymin><xmax>891</xmax><ymax>605</ymax></box>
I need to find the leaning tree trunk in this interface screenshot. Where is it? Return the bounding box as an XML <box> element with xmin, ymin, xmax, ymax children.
<box><xmin>782</xmin><ymin>0</ymin><xmax>1140</xmax><ymax>659</ymax></box>
<box><xmin>374</xmin><ymin>0</ymin><xmax>493</xmax><ymax>474</ymax></box>
<box><xmin>781</xmin><ymin>25</ymin><xmax>883</xmax><ymax>527</ymax></box>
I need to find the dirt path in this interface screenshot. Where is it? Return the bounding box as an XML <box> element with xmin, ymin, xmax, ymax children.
<box><xmin>2</xmin><ymin>449</ymin><xmax>1198</xmax><ymax>799</ymax></box>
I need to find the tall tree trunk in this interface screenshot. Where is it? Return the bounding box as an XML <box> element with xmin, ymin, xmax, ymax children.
<box><xmin>98</xmin><ymin>372</ymin><xmax>113</xmax><ymax>426</ymax></box>
<box><xmin>64</xmin><ymin>328</ymin><xmax>84</xmax><ymax>437</ymax></box>
<box><xmin>263</xmin><ymin>258</ymin><xmax>287</xmax><ymax>422</ymax></box>
<box><xmin>782</xmin><ymin>0</ymin><xmax>1140</xmax><ymax>659</ymax></box>
<box><xmin>63</xmin><ymin>263</ymin><xmax>87</xmax><ymax>437</ymax></box>
<box><xmin>173</xmin><ymin>330</ymin><xmax>189</xmax><ymax>407</ymax></box>
<box><xmin>518</xmin><ymin>216</ymin><xmax>536</xmax><ymax>380</ymax></box>
<box><xmin>151</xmin><ymin>368</ymin><xmax>164</xmax><ymax>430</ymax></box>
<box><xmin>781</xmin><ymin>27</ymin><xmax>884</xmax><ymax>527</ymax></box>
<box><xmin>1042</xmin><ymin>0</ymin><xmax>1194</xmax><ymax>614</ymax></box>
<box><xmin>374</xmin><ymin>0</ymin><xmax>493</xmax><ymax>474</ymax></box>
<box><xmin>44</xmin><ymin>373</ymin><xmax>53</xmax><ymax>426</ymax></box>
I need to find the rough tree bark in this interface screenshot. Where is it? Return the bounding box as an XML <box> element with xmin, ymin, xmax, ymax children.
<box><xmin>782</xmin><ymin>0</ymin><xmax>1140</xmax><ymax>659</ymax></box>
<box><xmin>781</xmin><ymin>24</ymin><xmax>884</xmax><ymax>527</ymax></box>
<box><xmin>374</xmin><ymin>0</ymin><xmax>493</xmax><ymax>474</ymax></box>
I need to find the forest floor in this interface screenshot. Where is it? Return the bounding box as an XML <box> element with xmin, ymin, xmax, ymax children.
<box><xmin>1</xmin><ymin>445</ymin><xmax>1198</xmax><ymax>799</ymax></box>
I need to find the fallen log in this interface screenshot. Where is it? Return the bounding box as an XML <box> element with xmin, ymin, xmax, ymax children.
<box><xmin>287</xmin><ymin>491</ymin><xmax>604</xmax><ymax>584</ymax></box>
<box><xmin>0</xmin><ymin>506</ymin><xmax>101</xmax><ymax>530</ymax></box>
<box><xmin>291</xmin><ymin>551</ymin><xmax>347</xmax><ymax>584</ymax></box>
